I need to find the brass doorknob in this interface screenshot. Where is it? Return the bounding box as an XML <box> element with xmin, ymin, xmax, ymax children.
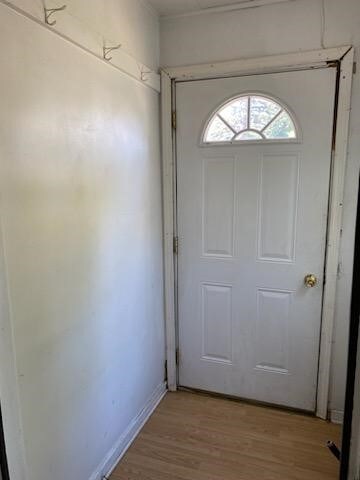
<box><xmin>304</xmin><ymin>274</ymin><xmax>317</xmax><ymax>288</ymax></box>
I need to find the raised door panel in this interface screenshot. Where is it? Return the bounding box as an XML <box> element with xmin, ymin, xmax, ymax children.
<box><xmin>201</xmin><ymin>283</ymin><xmax>233</xmax><ymax>364</ymax></box>
<box><xmin>258</xmin><ymin>154</ymin><xmax>299</xmax><ymax>263</ymax></box>
<box><xmin>255</xmin><ymin>288</ymin><xmax>293</xmax><ymax>375</ymax></box>
<box><xmin>203</xmin><ymin>158</ymin><xmax>235</xmax><ymax>257</ymax></box>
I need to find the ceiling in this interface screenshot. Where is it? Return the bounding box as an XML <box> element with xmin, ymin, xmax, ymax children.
<box><xmin>148</xmin><ymin>0</ymin><xmax>288</xmax><ymax>17</ymax></box>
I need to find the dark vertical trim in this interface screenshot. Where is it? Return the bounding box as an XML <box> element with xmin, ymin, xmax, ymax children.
<box><xmin>0</xmin><ymin>405</ymin><xmax>10</xmax><ymax>480</ymax></box>
<box><xmin>340</xmin><ymin>175</ymin><xmax>360</xmax><ymax>480</ymax></box>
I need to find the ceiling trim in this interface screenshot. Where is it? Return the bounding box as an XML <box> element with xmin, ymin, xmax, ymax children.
<box><xmin>160</xmin><ymin>0</ymin><xmax>295</xmax><ymax>19</ymax></box>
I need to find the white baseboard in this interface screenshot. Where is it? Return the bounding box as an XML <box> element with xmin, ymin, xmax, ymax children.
<box><xmin>330</xmin><ymin>409</ymin><xmax>344</xmax><ymax>425</ymax></box>
<box><xmin>89</xmin><ymin>382</ymin><xmax>167</xmax><ymax>480</ymax></box>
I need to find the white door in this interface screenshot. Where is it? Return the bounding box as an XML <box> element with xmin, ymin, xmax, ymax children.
<box><xmin>176</xmin><ymin>68</ymin><xmax>336</xmax><ymax>411</ymax></box>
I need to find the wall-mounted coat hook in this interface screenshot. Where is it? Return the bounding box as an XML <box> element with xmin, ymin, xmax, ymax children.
<box><xmin>140</xmin><ymin>67</ymin><xmax>153</xmax><ymax>82</ymax></box>
<box><xmin>44</xmin><ymin>4</ymin><xmax>67</xmax><ymax>26</ymax></box>
<box><xmin>103</xmin><ymin>44</ymin><xmax>121</xmax><ymax>62</ymax></box>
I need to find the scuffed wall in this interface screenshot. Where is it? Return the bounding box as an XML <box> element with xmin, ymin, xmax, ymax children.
<box><xmin>0</xmin><ymin>1</ymin><xmax>164</xmax><ymax>479</ymax></box>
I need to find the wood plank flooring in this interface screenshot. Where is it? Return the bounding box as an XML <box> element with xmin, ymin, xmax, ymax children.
<box><xmin>111</xmin><ymin>391</ymin><xmax>341</xmax><ymax>480</ymax></box>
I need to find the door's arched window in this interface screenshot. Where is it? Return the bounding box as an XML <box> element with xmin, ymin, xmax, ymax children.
<box><xmin>202</xmin><ymin>94</ymin><xmax>298</xmax><ymax>144</ymax></box>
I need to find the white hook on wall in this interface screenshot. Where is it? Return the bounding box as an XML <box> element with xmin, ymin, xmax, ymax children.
<box><xmin>44</xmin><ymin>4</ymin><xmax>67</xmax><ymax>26</ymax></box>
<box><xmin>140</xmin><ymin>66</ymin><xmax>153</xmax><ymax>82</ymax></box>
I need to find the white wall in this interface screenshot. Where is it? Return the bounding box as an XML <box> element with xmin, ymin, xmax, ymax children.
<box><xmin>160</xmin><ymin>0</ymin><xmax>360</xmax><ymax>417</ymax></box>
<box><xmin>0</xmin><ymin>2</ymin><xmax>164</xmax><ymax>480</ymax></box>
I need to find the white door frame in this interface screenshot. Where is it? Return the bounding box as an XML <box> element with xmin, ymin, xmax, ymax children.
<box><xmin>161</xmin><ymin>45</ymin><xmax>354</xmax><ymax>419</ymax></box>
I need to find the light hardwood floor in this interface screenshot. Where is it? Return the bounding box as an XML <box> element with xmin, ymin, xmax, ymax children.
<box><xmin>111</xmin><ymin>391</ymin><xmax>341</xmax><ymax>480</ymax></box>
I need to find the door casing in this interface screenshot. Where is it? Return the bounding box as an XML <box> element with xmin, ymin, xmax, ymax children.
<box><xmin>161</xmin><ymin>45</ymin><xmax>354</xmax><ymax>419</ymax></box>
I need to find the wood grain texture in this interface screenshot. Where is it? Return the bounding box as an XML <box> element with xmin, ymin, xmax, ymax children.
<box><xmin>111</xmin><ymin>391</ymin><xmax>341</xmax><ymax>480</ymax></box>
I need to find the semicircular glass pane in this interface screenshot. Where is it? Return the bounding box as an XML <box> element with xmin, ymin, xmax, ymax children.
<box><xmin>263</xmin><ymin>110</ymin><xmax>296</xmax><ymax>139</ymax></box>
<box><xmin>235</xmin><ymin>131</ymin><xmax>263</xmax><ymax>141</ymax></box>
<box><xmin>249</xmin><ymin>96</ymin><xmax>282</xmax><ymax>130</ymax></box>
<box><xmin>204</xmin><ymin>115</ymin><xmax>234</xmax><ymax>142</ymax></box>
<box><xmin>218</xmin><ymin>96</ymin><xmax>248</xmax><ymax>132</ymax></box>
<box><xmin>203</xmin><ymin>94</ymin><xmax>297</xmax><ymax>144</ymax></box>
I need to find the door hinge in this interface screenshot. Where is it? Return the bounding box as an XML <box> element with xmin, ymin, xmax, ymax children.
<box><xmin>172</xmin><ymin>111</ymin><xmax>177</xmax><ymax>130</ymax></box>
<box><xmin>353</xmin><ymin>62</ymin><xmax>357</xmax><ymax>74</ymax></box>
<box><xmin>176</xmin><ymin>348</ymin><xmax>180</xmax><ymax>366</ymax></box>
<box><xmin>337</xmin><ymin>262</ymin><xmax>342</xmax><ymax>278</ymax></box>
<box><xmin>173</xmin><ymin>236</ymin><xmax>179</xmax><ymax>254</ymax></box>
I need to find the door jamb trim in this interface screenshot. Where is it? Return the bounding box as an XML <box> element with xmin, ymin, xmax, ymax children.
<box><xmin>160</xmin><ymin>46</ymin><xmax>354</xmax><ymax>419</ymax></box>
